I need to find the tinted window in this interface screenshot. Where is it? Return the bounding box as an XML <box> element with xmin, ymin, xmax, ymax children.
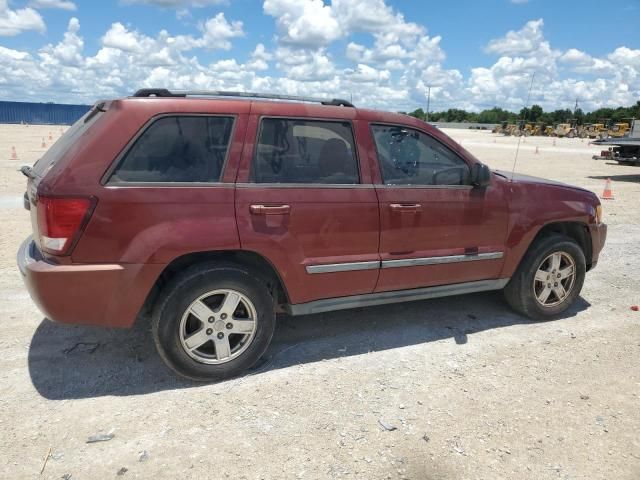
<box><xmin>111</xmin><ymin>116</ymin><xmax>233</xmax><ymax>183</ymax></box>
<box><xmin>371</xmin><ymin>124</ymin><xmax>470</xmax><ymax>186</ymax></box>
<box><xmin>252</xmin><ymin>118</ymin><xmax>359</xmax><ymax>184</ymax></box>
<box><xmin>33</xmin><ymin>105</ymin><xmax>103</xmax><ymax>177</ymax></box>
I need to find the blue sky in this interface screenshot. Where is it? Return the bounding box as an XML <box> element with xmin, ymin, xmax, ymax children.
<box><xmin>0</xmin><ymin>0</ymin><xmax>638</xmax><ymax>111</ymax></box>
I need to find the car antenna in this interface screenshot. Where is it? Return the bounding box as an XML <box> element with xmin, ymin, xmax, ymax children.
<box><xmin>511</xmin><ymin>72</ymin><xmax>536</xmax><ymax>182</ymax></box>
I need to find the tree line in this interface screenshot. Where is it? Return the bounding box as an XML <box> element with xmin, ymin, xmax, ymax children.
<box><xmin>405</xmin><ymin>101</ymin><xmax>640</xmax><ymax>125</ymax></box>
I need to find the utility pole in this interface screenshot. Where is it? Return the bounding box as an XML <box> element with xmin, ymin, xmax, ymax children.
<box><xmin>426</xmin><ymin>85</ymin><xmax>431</xmax><ymax>123</ymax></box>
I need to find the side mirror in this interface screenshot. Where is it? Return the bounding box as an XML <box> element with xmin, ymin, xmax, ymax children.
<box><xmin>471</xmin><ymin>163</ymin><xmax>491</xmax><ymax>188</ymax></box>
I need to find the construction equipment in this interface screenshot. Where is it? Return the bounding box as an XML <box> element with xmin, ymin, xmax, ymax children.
<box><xmin>607</xmin><ymin>119</ymin><xmax>634</xmax><ymax>138</ymax></box>
<box><xmin>518</xmin><ymin>123</ymin><xmax>535</xmax><ymax>136</ymax></box>
<box><xmin>553</xmin><ymin>123</ymin><xmax>579</xmax><ymax>138</ymax></box>
<box><xmin>492</xmin><ymin>122</ymin><xmax>507</xmax><ymax>134</ymax></box>
<box><xmin>582</xmin><ymin>123</ymin><xmax>608</xmax><ymax>139</ymax></box>
<box><xmin>502</xmin><ymin>123</ymin><xmax>518</xmax><ymax>136</ymax></box>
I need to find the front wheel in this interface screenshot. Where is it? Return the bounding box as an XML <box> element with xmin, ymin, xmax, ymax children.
<box><xmin>504</xmin><ymin>235</ymin><xmax>586</xmax><ymax>319</ymax></box>
<box><xmin>152</xmin><ymin>263</ymin><xmax>276</xmax><ymax>381</ymax></box>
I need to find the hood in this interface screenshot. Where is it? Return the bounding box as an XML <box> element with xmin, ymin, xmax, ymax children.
<box><xmin>494</xmin><ymin>170</ymin><xmax>595</xmax><ymax>195</ymax></box>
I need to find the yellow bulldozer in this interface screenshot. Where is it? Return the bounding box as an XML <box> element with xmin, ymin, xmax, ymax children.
<box><xmin>492</xmin><ymin>122</ymin><xmax>508</xmax><ymax>134</ymax></box>
<box><xmin>582</xmin><ymin>123</ymin><xmax>608</xmax><ymax>139</ymax></box>
<box><xmin>607</xmin><ymin>122</ymin><xmax>631</xmax><ymax>138</ymax></box>
<box><xmin>501</xmin><ymin>123</ymin><xmax>518</xmax><ymax>136</ymax></box>
<box><xmin>553</xmin><ymin>123</ymin><xmax>579</xmax><ymax>138</ymax></box>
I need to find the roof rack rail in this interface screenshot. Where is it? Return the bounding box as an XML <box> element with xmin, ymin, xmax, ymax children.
<box><xmin>132</xmin><ymin>88</ymin><xmax>355</xmax><ymax>107</ymax></box>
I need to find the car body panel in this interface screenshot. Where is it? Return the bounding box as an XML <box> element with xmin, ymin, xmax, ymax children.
<box><xmin>17</xmin><ymin>95</ymin><xmax>606</xmax><ymax>328</ymax></box>
<box><xmin>234</xmin><ymin>112</ymin><xmax>380</xmax><ymax>304</ymax></box>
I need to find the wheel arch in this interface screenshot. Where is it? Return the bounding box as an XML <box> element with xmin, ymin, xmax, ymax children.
<box><xmin>526</xmin><ymin>221</ymin><xmax>593</xmax><ymax>271</ymax></box>
<box><xmin>138</xmin><ymin>249</ymin><xmax>290</xmax><ymax>321</ymax></box>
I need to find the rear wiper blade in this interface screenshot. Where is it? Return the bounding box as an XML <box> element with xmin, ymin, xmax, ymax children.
<box><xmin>84</xmin><ymin>101</ymin><xmax>106</xmax><ymax>124</ymax></box>
<box><xmin>20</xmin><ymin>165</ymin><xmax>36</xmax><ymax>179</ymax></box>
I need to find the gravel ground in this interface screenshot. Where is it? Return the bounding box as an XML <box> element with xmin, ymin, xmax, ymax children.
<box><xmin>0</xmin><ymin>124</ymin><xmax>639</xmax><ymax>479</ymax></box>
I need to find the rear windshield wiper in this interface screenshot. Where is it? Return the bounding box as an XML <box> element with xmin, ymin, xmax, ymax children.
<box><xmin>20</xmin><ymin>165</ymin><xmax>36</xmax><ymax>179</ymax></box>
<box><xmin>84</xmin><ymin>101</ymin><xmax>106</xmax><ymax>124</ymax></box>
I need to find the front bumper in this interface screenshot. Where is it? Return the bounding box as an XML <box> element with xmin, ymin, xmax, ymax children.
<box><xmin>17</xmin><ymin>236</ymin><xmax>163</xmax><ymax>328</ymax></box>
<box><xmin>588</xmin><ymin>223</ymin><xmax>607</xmax><ymax>269</ymax></box>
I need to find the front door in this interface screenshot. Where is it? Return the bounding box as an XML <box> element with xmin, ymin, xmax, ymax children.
<box><xmin>235</xmin><ymin>113</ymin><xmax>380</xmax><ymax>305</ymax></box>
<box><xmin>369</xmin><ymin>123</ymin><xmax>509</xmax><ymax>292</ymax></box>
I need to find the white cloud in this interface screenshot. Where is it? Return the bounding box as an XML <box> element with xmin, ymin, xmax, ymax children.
<box><xmin>0</xmin><ymin>0</ymin><xmax>45</xmax><ymax>36</ymax></box>
<box><xmin>0</xmin><ymin>5</ymin><xmax>638</xmax><ymax>114</ymax></box>
<box><xmin>199</xmin><ymin>12</ymin><xmax>244</xmax><ymax>50</ymax></box>
<box><xmin>264</xmin><ymin>0</ymin><xmax>341</xmax><ymax>47</ymax></box>
<box><xmin>29</xmin><ymin>0</ymin><xmax>77</xmax><ymax>10</ymax></box>
<box><xmin>485</xmin><ymin>18</ymin><xmax>548</xmax><ymax>57</ymax></box>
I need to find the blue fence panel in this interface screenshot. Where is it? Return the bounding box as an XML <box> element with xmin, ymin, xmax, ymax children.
<box><xmin>0</xmin><ymin>101</ymin><xmax>91</xmax><ymax>125</ymax></box>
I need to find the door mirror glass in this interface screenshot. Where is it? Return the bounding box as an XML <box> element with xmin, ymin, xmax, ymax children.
<box><xmin>471</xmin><ymin>163</ymin><xmax>491</xmax><ymax>187</ymax></box>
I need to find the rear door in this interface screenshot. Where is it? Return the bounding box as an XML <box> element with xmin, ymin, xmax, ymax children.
<box><xmin>235</xmin><ymin>108</ymin><xmax>380</xmax><ymax>306</ymax></box>
<box><xmin>369</xmin><ymin>123</ymin><xmax>509</xmax><ymax>292</ymax></box>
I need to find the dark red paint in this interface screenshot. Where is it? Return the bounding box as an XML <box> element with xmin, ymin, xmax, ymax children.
<box><xmin>18</xmin><ymin>96</ymin><xmax>607</xmax><ymax>327</ymax></box>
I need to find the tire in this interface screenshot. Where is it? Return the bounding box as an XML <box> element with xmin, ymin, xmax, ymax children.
<box><xmin>152</xmin><ymin>262</ymin><xmax>276</xmax><ymax>382</ymax></box>
<box><xmin>504</xmin><ymin>234</ymin><xmax>586</xmax><ymax>320</ymax></box>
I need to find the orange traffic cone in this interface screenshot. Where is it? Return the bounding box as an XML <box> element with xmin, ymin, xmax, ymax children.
<box><xmin>41</xmin><ymin>138</ymin><xmax>47</xmax><ymax>148</ymax></box>
<box><xmin>602</xmin><ymin>178</ymin><xmax>614</xmax><ymax>200</ymax></box>
<box><xmin>10</xmin><ymin>146</ymin><xmax>18</xmax><ymax>160</ymax></box>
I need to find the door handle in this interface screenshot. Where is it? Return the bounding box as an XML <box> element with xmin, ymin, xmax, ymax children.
<box><xmin>250</xmin><ymin>204</ymin><xmax>291</xmax><ymax>215</ymax></box>
<box><xmin>390</xmin><ymin>203</ymin><xmax>422</xmax><ymax>213</ymax></box>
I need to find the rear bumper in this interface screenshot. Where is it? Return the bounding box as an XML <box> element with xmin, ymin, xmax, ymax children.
<box><xmin>17</xmin><ymin>236</ymin><xmax>163</xmax><ymax>328</ymax></box>
<box><xmin>588</xmin><ymin>223</ymin><xmax>607</xmax><ymax>269</ymax></box>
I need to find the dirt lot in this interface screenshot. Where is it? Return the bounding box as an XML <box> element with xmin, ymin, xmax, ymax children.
<box><xmin>1</xmin><ymin>124</ymin><xmax>639</xmax><ymax>479</ymax></box>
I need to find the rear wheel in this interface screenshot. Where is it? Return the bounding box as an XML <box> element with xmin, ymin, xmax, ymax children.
<box><xmin>152</xmin><ymin>263</ymin><xmax>276</xmax><ymax>381</ymax></box>
<box><xmin>504</xmin><ymin>234</ymin><xmax>586</xmax><ymax>319</ymax></box>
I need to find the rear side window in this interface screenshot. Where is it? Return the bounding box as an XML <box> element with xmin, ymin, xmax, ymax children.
<box><xmin>371</xmin><ymin>124</ymin><xmax>470</xmax><ymax>186</ymax></box>
<box><xmin>252</xmin><ymin>118</ymin><xmax>359</xmax><ymax>184</ymax></box>
<box><xmin>110</xmin><ymin>115</ymin><xmax>234</xmax><ymax>183</ymax></box>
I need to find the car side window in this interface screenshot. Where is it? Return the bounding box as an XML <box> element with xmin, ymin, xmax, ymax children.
<box><xmin>371</xmin><ymin>124</ymin><xmax>470</xmax><ymax>186</ymax></box>
<box><xmin>252</xmin><ymin>118</ymin><xmax>359</xmax><ymax>184</ymax></box>
<box><xmin>110</xmin><ymin>115</ymin><xmax>234</xmax><ymax>183</ymax></box>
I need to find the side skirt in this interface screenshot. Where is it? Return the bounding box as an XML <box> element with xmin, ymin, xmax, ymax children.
<box><xmin>284</xmin><ymin>278</ymin><xmax>510</xmax><ymax>316</ymax></box>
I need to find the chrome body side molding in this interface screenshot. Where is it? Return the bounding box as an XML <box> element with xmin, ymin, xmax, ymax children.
<box><xmin>285</xmin><ymin>278</ymin><xmax>510</xmax><ymax>316</ymax></box>
<box><xmin>381</xmin><ymin>252</ymin><xmax>504</xmax><ymax>269</ymax></box>
<box><xmin>305</xmin><ymin>261</ymin><xmax>380</xmax><ymax>274</ymax></box>
<box><xmin>305</xmin><ymin>252</ymin><xmax>504</xmax><ymax>274</ymax></box>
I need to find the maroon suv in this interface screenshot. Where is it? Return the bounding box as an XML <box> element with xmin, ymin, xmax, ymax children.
<box><xmin>18</xmin><ymin>89</ymin><xmax>607</xmax><ymax>381</ymax></box>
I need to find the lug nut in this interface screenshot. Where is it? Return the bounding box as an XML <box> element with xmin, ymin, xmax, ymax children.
<box><xmin>208</xmin><ymin>317</ymin><xmax>214</xmax><ymax>323</ymax></box>
<box><xmin>547</xmin><ymin>283</ymin><xmax>552</xmax><ymax>288</ymax></box>
<box><xmin>226</xmin><ymin>323</ymin><xmax>233</xmax><ymax>330</ymax></box>
<box><xmin>217</xmin><ymin>332</ymin><xmax>224</xmax><ymax>339</ymax></box>
<box><xmin>221</xmin><ymin>313</ymin><xmax>227</xmax><ymax>320</ymax></box>
<box><xmin>554</xmin><ymin>282</ymin><xmax>558</xmax><ymax>287</ymax></box>
<box><xmin>206</xmin><ymin>328</ymin><xmax>213</xmax><ymax>335</ymax></box>
<box><xmin>557</xmin><ymin>273</ymin><xmax>561</xmax><ymax>278</ymax></box>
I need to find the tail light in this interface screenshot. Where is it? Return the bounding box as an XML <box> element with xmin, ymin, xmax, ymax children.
<box><xmin>36</xmin><ymin>196</ymin><xmax>96</xmax><ymax>255</ymax></box>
